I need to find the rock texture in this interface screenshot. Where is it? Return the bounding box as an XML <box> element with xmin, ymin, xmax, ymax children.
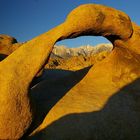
<box><xmin>0</xmin><ymin>37</ymin><xmax>112</xmax><ymax>71</ymax></box>
<box><xmin>0</xmin><ymin>3</ymin><xmax>140</xmax><ymax>140</ymax></box>
<box><xmin>46</xmin><ymin>51</ymin><xmax>110</xmax><ymax>71</ymax></box>
<box><xmin>46</xmin><ymin>44</ymin><xmax>112</xmax><ymax>71</ymax></box>
<box><xmin>0</xmin><ymin>39</ymin><xmax>112</xmax><ymax>71</ymax></box>
<box><xmin>29</xmin><ymin>4</ymin><xmax>140</xmax><ymax>140</ymax></box>
<box><xmin>0</xmin><ymin>34</ymin><xmax>22</xmax><ymax>55</ymax></box>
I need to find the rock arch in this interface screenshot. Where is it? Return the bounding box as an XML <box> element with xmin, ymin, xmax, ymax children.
<box><xmin>0</xmin><ymin>3</ymin><xmax>140</xmax><ymax>139</ymax></box>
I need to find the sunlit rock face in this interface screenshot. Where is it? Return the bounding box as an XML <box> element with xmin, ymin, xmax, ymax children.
<box><xmin>46</xmin><ymin>44</ymin><xmax>113</xmax><ymax>70</ymax></box>
<box><xmin>0</xmin><ymin>37</ymin><xmax>112</xmax><ymax>71</ymax></box>
<box><xmin>29</xmin><ymin>4</ymin><xmax>140</xmax><ymax>140</ymax></box>
<box><xmin>0</xmin><ymin>34</ymin><xmax>22</xmax><ymax>55</ymax></box>
<box><xmin>0</xmin><ymin>3</ymin><xmax>140</xmax><ymax>140</ymax></box>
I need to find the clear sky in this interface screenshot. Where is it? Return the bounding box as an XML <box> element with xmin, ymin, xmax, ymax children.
<box><xmin>0</xmin><ymin>0</ymin><xmax>140</xmax><ymax>47</ymax></box>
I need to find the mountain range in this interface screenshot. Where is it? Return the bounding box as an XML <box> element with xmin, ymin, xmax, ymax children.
<box><xmin>51</xmin><ymin>43</ymin><xmax>113</xmax><ymax>58</ymax></box>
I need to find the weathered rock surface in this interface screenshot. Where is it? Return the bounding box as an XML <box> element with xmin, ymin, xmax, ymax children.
<box><xmin>0</xmin><ymin>34</ymin><xmax>22</xmax><ymax>55</ymax></box>
<box><xmin>0</xmin><ymin>3</ymin><xmax>140</xmax><ymax>140</ymax></box>
<box><xmin>46</xmin><ymin>51</ymin><xmax>110</xmax><ymax>71</ymax></box>
<box><xmin>46</xmin><ymin>44</ymin><xmax>112</xmax><ymax>71</ymax></box>
<box><xmin>0</xmin><ymin>38</ymin><xmax>112</xmax><ymax>71</ymax></box>
<box><xmin>29</xmin><ymin>4</ymin><xmax>140</xmax><ymax>140</ymax></box>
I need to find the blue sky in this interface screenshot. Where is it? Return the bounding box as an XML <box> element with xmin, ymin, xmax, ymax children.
<box><xmin>0</xmin><ymin>0</ymin><xmax>140</xmax><ymax>47</ymax></box>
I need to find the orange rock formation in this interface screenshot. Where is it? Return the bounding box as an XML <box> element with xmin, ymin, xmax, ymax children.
<box><xmin>0</xmin><ymin>4</ymin><xmax>140</xmax><ymax>140</ymax></box>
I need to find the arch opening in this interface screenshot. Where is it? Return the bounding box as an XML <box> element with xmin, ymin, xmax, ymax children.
<box><xmin>53</xmin><ymin>36</ymin><xmax>113</xmax><ymax>59</ymax></box>
<box><xmin>49</xmin><ymin>36</ymin><xmax>113</xmax><ymax>72</ymax></box>
<box><xmin>56</xmin><ymin>36</ymin><xmax>111</xmax><ymax>48</ymax></box>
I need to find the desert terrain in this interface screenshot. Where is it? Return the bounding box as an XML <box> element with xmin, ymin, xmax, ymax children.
<box><xmin>0</xmin><ymin>3</ymin><xmax>140</xmax><ymax>140</ymax></box>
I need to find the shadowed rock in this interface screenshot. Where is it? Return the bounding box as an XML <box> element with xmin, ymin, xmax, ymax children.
<box><xmin>0</xmin><ymin>3</ymin><xmax>140</xmax><ymax>139</ymax></box>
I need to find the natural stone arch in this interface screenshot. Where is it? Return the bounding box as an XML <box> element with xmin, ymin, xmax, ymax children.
<box><xmin>0</xmin><ymin>3</ymin><xmax>140</xmax><ymax>139</ymax></box>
